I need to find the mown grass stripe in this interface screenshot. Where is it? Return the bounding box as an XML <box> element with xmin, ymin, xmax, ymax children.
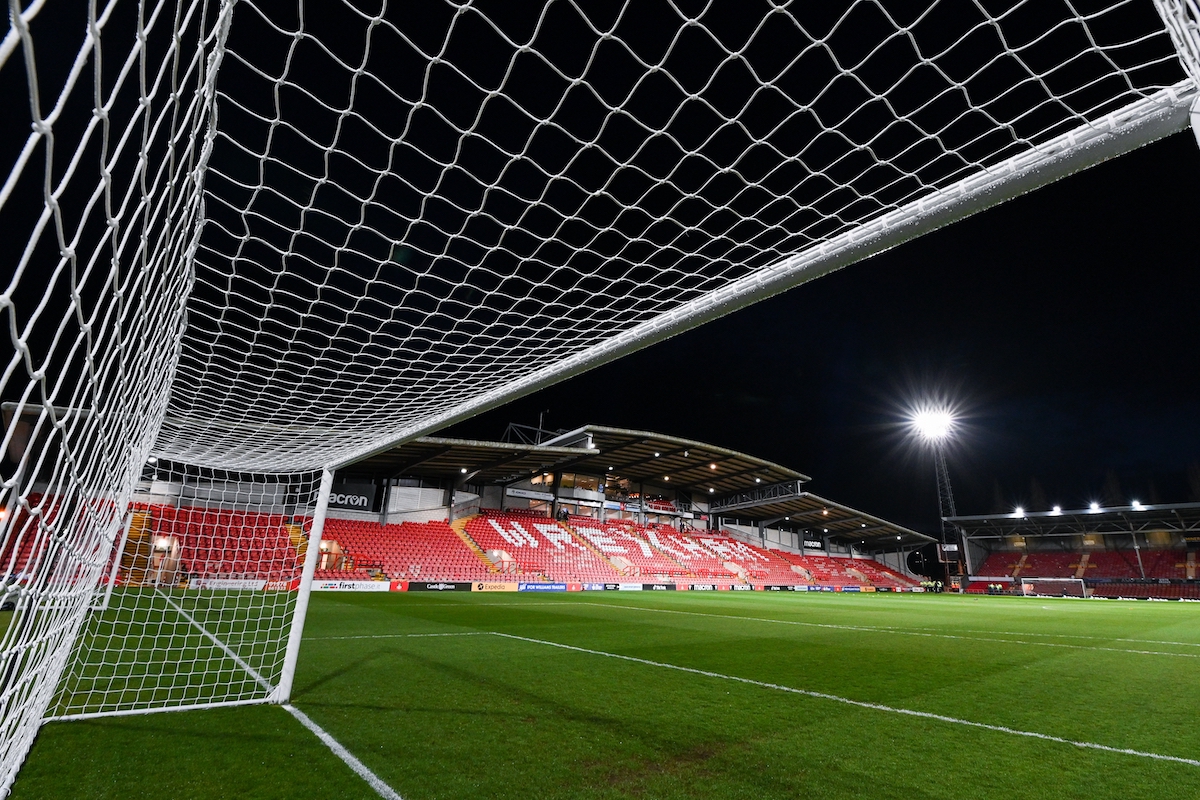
<box><xmin>489</xmin><ymin>631</ymin><xmax>1200</xmax><ymax>768</ymax></box>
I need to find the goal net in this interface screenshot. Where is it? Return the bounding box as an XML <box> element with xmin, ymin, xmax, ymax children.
<box><xmin>49</xmin><ymin>464</ymin><xmax>325</xmax><ymax>720</ymax></box>
<box><xmin>1</xmin><ymin>0</ymin><xmax>1198</xmax><ymax>791</ymax></box>
<box><xmin>1020</xmin><ymin>577</ymin><xmax>1089</xmax><ymax>598</ymax></box>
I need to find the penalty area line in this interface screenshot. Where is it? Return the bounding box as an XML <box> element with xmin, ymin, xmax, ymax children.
<box><xmin>285</xmin><ymin>704</ymin><xmax>404</xmax><ymax>800</ymax></box>
<box><xmin>489</xmin><ymin>632</ymin><xmax>1200</xmax><ymax>768</ymax></box>
<box><xmin>308</xmin><ymin>631</ymin><xmax>487</xmax><ymax>641</ymax></box>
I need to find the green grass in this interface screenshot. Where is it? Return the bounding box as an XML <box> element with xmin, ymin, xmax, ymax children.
<box><xmin>14</xmin><ymin>592</ymin><xmax>1200</xmax><ymax>798</ymax></box>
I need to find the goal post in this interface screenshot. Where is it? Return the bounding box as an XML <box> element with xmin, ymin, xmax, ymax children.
<box><xmin>48</xmin><ymin>464</ymin><xmax>330</xmax><ymax>720</ymax></box>
<box><xmin>2</xmin><ymin>0</ymin><xmax>1199</xmax><ymax>792</ymax></box>
<box><xmin>1019</xmin><ymin>577</ymin><xmax>1090</xmax><ymax>599</ymax></box>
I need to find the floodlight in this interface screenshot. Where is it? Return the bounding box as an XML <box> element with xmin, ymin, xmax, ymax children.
<box><xmin>1131</xmin><ymin>500</ymin><xmax>1144</xmax><ymax>510</ymax></box>
<box><xmin>1089</xmin><ymin>502</ymin><xmax>1100</xmax><ymax>512</ymax></box>
<box><xmin>1051</xmin><ymin>505</ymin><xmax>1062</xmax><ymax>515</ymax></box>
<box><xmin>755</xmin><ymin>478</ymin><xmax>761</xmax><ymax>483</ymax></box>
<box><xmin>1014</xmin><ymin>506</ymin><xmax>1025</xmax><ymax>517</ymax></box>
<box><xmin>909</xmin><ymin>406</ymin><xmax>955</xmax><ymax>443</ymax></box>
<box><xmin>459</xmin><ymin>467</ymin><xmax>467</xmax><ymax>474</ymax></box>
<box><xmin>146</xmin><ymin>456</ymin><xmax>157</xmax><ymax>464</ymax></box>
<box><xmin>709</xmin><ymin>463</ymin><xmax>716</xmax><ymax>470</ymax></box>
<box><xmin>708</xmin><ymin>488</ymin><xmax>714</xmax><ymax>493</ymax></box>
<box><xmin>654</xmin><ymin>452</ymin><xmax>660</xmax><ymax>457</ymax></box>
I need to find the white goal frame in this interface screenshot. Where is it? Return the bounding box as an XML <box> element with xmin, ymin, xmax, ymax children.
<box><xmin>2</xmin><ymin>0</ymin><xmax>1200</xmax><ymax>793</ymax></box>
<box><xmin>1020</xmin><ymin>577</ymin><xmax>1089</xmax><ymax>598</ymax></box>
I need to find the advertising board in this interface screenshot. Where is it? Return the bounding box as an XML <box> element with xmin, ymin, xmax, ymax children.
<box><xmin>329</xmin><ymin>482</ymin><xmax>377</xmax><ymax>510</ymax></box>
<box><xmin>311</xmin><ymin>580</ymin><xmax>391</xmax><ymax>592</ymax></box>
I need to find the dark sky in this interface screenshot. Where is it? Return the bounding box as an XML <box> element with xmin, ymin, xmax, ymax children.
<box><xmin>446</xmin><ymin>131</ymin><xmax>1200</xmax><ymax>533</ymax></box>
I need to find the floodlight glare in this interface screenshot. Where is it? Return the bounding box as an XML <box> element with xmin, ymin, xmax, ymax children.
<box><xmin>1051</xmin><ymin>505</ymin><xmax>1062</xmax><ymax>515</ymax></box>
<box><xmin>1014</xmin><ymin>506</ymin><xmax>1025</xmax><ymax>517</ymax></box>
<box><xmin>1089</xmin><ymin>502</ymin><xmax>1100</xmax><ymax>512</ymax></box>
<box><xmin>909</xmin><ymin>407</ymin><xmax>955</xmax><ymax>442</ymax></box>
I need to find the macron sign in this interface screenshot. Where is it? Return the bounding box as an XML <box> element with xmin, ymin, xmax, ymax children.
<box><xmin>329</xmin><ymin>483</ymin><xmax>376</xmax><ymax>510</ymax></box>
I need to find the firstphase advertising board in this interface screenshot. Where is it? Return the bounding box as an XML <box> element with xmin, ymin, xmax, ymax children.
<box><xmin>311</xmin><ymin>580</ymin><xmax>391</xmax><ymax>592</ymax></box>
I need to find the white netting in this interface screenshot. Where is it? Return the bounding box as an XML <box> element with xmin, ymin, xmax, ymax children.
<box><xmin>1</xmin><ymin>0</ymin><xmax>1197</xmax><ymax>791</ymax></box>
<box><xmin>1020</xmin><ymin>576</ymin><xmax>1089</xmax><ymax>597</ymax></box>
<box><xmin>154</xmin><ymin>0</ymin><xmax>1193</xmax><ymax>472</ymax></box>
<box><xmin>50</xmin><ymin>465</ymin><xmax>321</xmax><ymax>718</ymax></box>
<box><xmin>0</xmin><ymin>0</ymin><xmax>225</xmax><ymax>787</ymax></box>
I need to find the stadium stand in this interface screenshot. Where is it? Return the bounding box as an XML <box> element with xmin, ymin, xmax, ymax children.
<box><xmin>324</xmin><ymin>519</ymin><xmax>494</xmax><ymax>582</ymax></box>
<box><xmin>842</xmin><ymin>558</ymin><xmax>919</xmax><ymax>588</ymax></box>
<box><xmin>313</xmin><ymin>568</ymin><xmax>376</xmax><ymax>582</ymax></box>
<box><xmin>464</xmin><ymin>511</ymin><xmax>619</xmax><ymax>582</ymax></box>
<box><xmin>1016</xmin><ymin>552</ymin><xmax>1077</xmax><ymax>578</ymax></box>
<box><xmin>640</xmin><ymin>526</ymin><xmax>741</xmax><ymax>581</ymax></box>
<box><xmin>156</xmin><ymin>505</ymin><xmax>297</xmax><ymax>581</ymax></box>
<box><xmin>565</xmin><ymin>518</ymin><xmax>688</xmax><ymax>579</ymax></box>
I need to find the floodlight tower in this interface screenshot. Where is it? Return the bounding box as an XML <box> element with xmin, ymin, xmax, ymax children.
<box><xmin>910</xmin><ymin>408</ymin><xmax>965</xmax><ymax>578</ymax></box>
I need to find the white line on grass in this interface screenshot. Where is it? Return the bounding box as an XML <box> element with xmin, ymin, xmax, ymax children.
<box><xmin>575</xmin><ymin>602</ymin><xmax>1200</xmax><ymax>658</ymax></box>
<box><xmin>309</xmin><ymin>632</ymin><xmax>487</xmax><ymax>641</ymax></box>
<box><xmin>882</xmin><ymin>625</ymin><xmax>1200</xmax><ymax>648</ymax></box>
<box><xmin>285</xmin><ymin>704</ymin><xmax>404</xmax><ymax>800</ymax></box>
<box><xmin>489</xmin><ymin>632</ymin><xmax>1200</xmax><ymax>768</ymax></box>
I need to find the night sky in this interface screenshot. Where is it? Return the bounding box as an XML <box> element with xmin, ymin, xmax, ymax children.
<box><xmin>446</xmin><ymin>131</ymin><xmax>1200</xmax><ymax>534</ymax></box>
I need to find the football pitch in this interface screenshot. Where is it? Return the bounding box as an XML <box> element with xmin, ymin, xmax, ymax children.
<box><xmin>14</xmin><ymin>591</ymin><xmax>1200</xmax><ymax>799</ymax></box>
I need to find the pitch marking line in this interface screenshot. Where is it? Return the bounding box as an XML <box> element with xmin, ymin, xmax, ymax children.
<box><xmin>285</xmin><ymin>704</ymin><xmax>404</xmax><ymax>800</ymax></box>
<box><xmin>310</xmin><ymin>631</ymin><xmax>486</xmax><ymax>641</ymax></box>
<box><xmin>490</xmin><ymin>632</ymin><xmax>1200</xmax><ymax>768</ymax></box>
<box><xmin>575</xmin><ymin>602</ymin><xmax>1200</xmax><ymax>658</ymax></box>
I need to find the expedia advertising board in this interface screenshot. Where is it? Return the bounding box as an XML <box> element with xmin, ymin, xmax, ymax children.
<box><xmin>328</xmin><ymin>482</ymin><xmax>377</xmax><ymax>510</ymax></box>
<box><xmin>472</xmin><ymin>582</ymin><xmax>520</xmax><ymax>592</ymax></box>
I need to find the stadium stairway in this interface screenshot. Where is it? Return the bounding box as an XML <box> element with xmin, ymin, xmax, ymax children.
<box><xmin>449</xmin><ymin>516</ymin><xmax>501</xmax><ymax>575</ymax></box>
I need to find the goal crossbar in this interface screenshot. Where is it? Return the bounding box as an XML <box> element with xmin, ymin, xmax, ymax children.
<box><xmin>329</xmin><ymin>82</ymin><xmax>1196</xmax><ymax>471</ymax></box>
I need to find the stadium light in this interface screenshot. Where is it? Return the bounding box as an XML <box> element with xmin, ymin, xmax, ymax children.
<box><xmin>709</xmin><ymin>463</ymin><xmax>717</xmax><ymax>470</ymax></box>
<box><xmin>708</xmin><ymin>488</ymin><xmax>714</xmax><ymax>493</ymax></box>
<box><xmin>654</xmin><ymin>452</ymin><xmax>660</xmax><ymax>457</ymax></box>
<box><xmin>1089</xmin><ymin>502</ymin><xmax>1100</xmax><ymax>512</ymax></box>
<box><xmin>1014</xmin><ymin>506</ymin><xmax>1025</xmax><ymax>517</ymax></box>
<box><xmin>1131</xmin><ymin>500</ymin><xmax>1144</xmax><ymax>510</ymax></box>
<box><xmin>459</xmin><ymin>467</ymin><xmax>467</xmax><ymax>474</ymax></box>
<box><xmin>146</xmin><ymin>456</ymin><xmax>157</xmax><ymax>464</ymax></box>
<box><xmin>755</xmin><ymin>478</ymin><xmax>761</xmax><ymax>483</ymax></box>
<box><xmin>1051</xmin><ymin>505</ymin><xmax>1062</xmax><ymax>515</ymax></box>
<box><xmin>908</xmin><ymin>405</ymin><xmax>955</xmax><ymax>443</ymax></box>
